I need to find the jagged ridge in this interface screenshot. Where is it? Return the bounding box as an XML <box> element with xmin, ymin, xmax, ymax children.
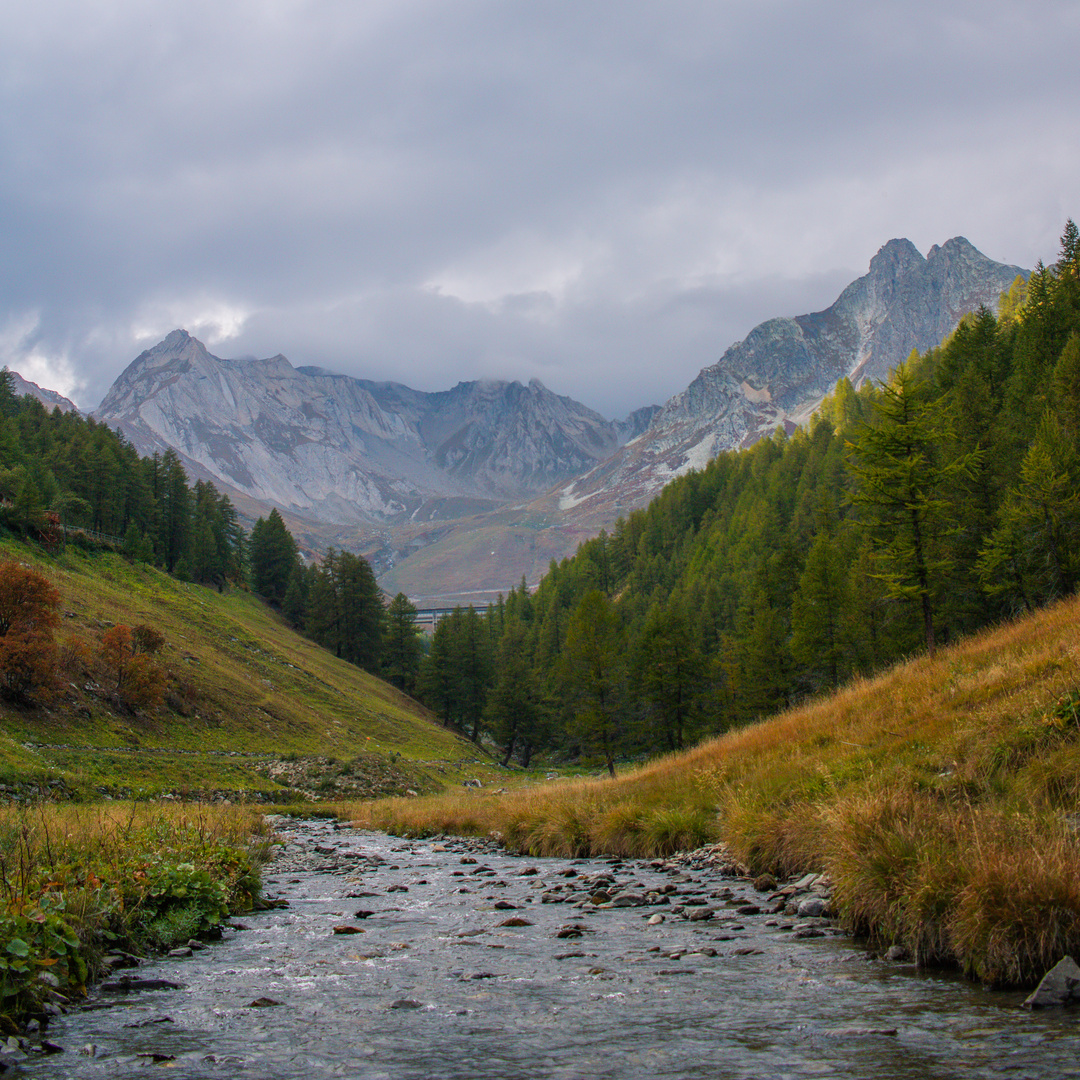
<box><xmin>96</xmin><ymin>331</ymin><xmax>657</xmax><ymax>527</ymax></box>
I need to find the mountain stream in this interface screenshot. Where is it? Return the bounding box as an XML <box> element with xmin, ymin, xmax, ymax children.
<box><xmin>16</xmin><ymin>816</ymin><xmax>1080</xmax><ymax>1079</ymax></box>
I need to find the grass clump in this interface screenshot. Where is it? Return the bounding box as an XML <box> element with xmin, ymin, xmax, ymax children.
<box><xmin>0</xmin><ymin>801</ymin><xmax>268</xmax><ymax>1028</ymax></box>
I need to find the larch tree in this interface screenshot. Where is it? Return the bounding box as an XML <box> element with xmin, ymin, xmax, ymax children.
<box><xmin>846</xmin><ymin>360</ymin><xmax>980</xmax><ymax>655</ymax></box>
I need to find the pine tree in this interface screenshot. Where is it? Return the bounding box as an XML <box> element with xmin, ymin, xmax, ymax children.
<box><xmin>382</xmin><ymin>592</ymin><xmax>422</xmax><ymax>693</ymax></box>
<box><xmin>249</xmin><ymin>509</ymin><xmax>298</xmax><ymax>606</ymax></box>
<box><xmin>846</xmin><ymin>361</ymin><xmax>980</xmax><ymax>654</ymax></box>
<box><xmin>558</xmin><ymin>590</ymin><xmax>625</xmax><ymax>776</ymax></box>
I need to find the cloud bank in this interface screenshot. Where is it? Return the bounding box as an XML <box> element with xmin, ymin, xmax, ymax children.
<box><xmin>2</xmin><ymin>0</ymin><xmax>1076</xmax><ymax>417</ymax></box>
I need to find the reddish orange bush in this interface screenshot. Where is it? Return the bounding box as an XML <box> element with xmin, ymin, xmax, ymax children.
<box><xmin>0</xmin><ymin>561</ymin><xmax>60</xmax><ymax>701</ymax></box>
<box><xmin>98</xmin><ymin>623</ymin><xmax>167</xmax><ymax>711</ymax></box>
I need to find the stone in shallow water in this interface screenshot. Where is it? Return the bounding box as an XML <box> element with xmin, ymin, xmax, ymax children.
<box><xmin>247</xmin><ymin>997</ymin><xmax>283</xmax><ymax>1008</ymax></box>
<box><xmin>1024</xmin><ymin>956</ymin><xmax>1080</xmax><ymax>1009</ymax></box>
<box><xmin>826</xmin><ymin>1027</ymin><xmax>898</xmax><ymax>1037</ymax></box>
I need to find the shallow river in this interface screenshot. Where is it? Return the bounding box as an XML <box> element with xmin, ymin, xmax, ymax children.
<box><xmin>18</xmin><ymin>818</ymin><xmax>1080</xmax><ymax>1079</ymax></box>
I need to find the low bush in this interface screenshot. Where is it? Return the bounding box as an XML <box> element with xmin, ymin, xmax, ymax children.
<box><xmin>0</xmin><ymin>802</ymin><xmax>268</xmax><ymax>1026</ymax></box>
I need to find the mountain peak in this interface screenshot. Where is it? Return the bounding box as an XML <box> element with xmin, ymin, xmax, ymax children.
<box><xmin>95</xmin><ymin>335</ymin><xmax>631</xmax><ymax>525</ymax></box>
<box><xmin>868</xmin><ymin>238</ymin><xmax>924</xmax><ymax>274</ymax></box>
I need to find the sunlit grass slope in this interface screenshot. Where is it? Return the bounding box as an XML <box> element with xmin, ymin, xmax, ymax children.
<box><xmin>356</xmin><ymin>593</ymin><xmax>1080</xmax><ymax>986</ymax></box>
<box><xmin>0</xmin><ymin>541</ymin><xmax>489</xmax><ymax>796</ymax></box>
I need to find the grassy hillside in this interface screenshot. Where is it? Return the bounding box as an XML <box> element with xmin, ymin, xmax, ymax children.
<box><xmin>356</xmin><ymin>592</ymin><xmax>1080</xmax><ymax>986</ymax></box>
<box><xmin>0</xmin><ymin>539</ymin><xmax>495</xmax><ymax>798</ymax></box>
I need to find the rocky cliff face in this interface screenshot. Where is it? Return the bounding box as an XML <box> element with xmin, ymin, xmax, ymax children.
<box><xmin>95</xmin><ymin>330</ymin><xmax>649</xmax><ymax>526</ymax></box>
<box><xmin>552</xmin><ymin>237</ymin><xmax>1027</xmax><ymax>525</ymax></box>
<box><xmin>9</xmin><ymin>372</ymin><xmax>78</xmax><ymax>414</ymax></box>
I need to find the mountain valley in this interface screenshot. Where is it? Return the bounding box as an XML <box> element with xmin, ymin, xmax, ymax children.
<box><xmin>80</xmin><ymin>236</ymin><xmax>1027</xmax><ymax>601</ymax></box>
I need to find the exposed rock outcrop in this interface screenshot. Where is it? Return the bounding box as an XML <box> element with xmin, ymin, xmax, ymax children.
<box><xmin>551</xmin><ymin>237</ymin><xmax>1027</xmax><ymax>526</ymax></box>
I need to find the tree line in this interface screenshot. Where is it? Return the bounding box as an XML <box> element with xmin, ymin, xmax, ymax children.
<box><xmin>246</xmin><ymin>508</ymin><xmax>423</xmax><ymax>692</ymax></box>
<box><xmin>413</xmin><ymin>221</ymin><xmax>1080</xmax><ymax>772</ymax></box>
<box><xmin>0</xmin><ymin>384</ymin><xmax>244</xmax><ymax>589</ymax></box>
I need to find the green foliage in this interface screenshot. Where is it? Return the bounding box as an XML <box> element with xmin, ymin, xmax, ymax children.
<box><xmin>0</xmin><ymin>805</ymin><xmax>265</xmax><ymax>1026</ymax></box>
<box><xmin>249</xmin><ymin>508</ymin><xmax>298</xmax><ymax>605</ymax></box>
<box><xmin>132</xmin><ymin>859</ymin><xmax>232</xmax><ymax>947</ymax></box>
<box><xmin>0</xmin><ymin>384</ymin><xmax>245</xmax><ymax>590</ymax></box>
<box><xmin>305</xmin><ymin>547</ymin><xmax>384</xmax><ymax>671</ymax></box>
<box><xmin>846</xmin><ymin>359</ymin><xmax>982</xmax><ymax>653</ymax></box>
<box><xmin>382</xmin><ymin>593</ymin><xmax>423</xmax><ymax>693</ymax></box>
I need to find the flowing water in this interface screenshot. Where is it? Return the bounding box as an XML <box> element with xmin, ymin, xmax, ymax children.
<box><xmin>15</xmin><ymin>818</ymin><xmax>1080</xmax><ymax>1079</ymax></box>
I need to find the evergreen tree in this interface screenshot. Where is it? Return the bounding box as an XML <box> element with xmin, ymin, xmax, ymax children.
<box><xmin>249</xmin><ymin>508</ymin><xmax>299</xmax><ymax>606</ymax></box>
<box><xmin>846</xmin><ymin>361</ymin><xmax>980</xmax><ymax>654</ymax></box>
<box><xmin>484</xmin><ymin>619</ymin><xmax>546</xmax><ymax>765</ymax></box>
<box><xmin>631</xmin><ymin>594</ymin><xmax>705</xmax><ymax>751</ymax></box>
<box><xmin>558</xmin><ymin>590</ymin><xmax>625</xmax><ymax>776</ymax></box>
<box><xmin>383</xmin><ymin>592</ymin><xmax>423</xmax><ymax>693</ymax></box>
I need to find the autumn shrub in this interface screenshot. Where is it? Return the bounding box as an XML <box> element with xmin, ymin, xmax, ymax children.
<box><xmin>592</xmin><ymin>801</ymin><xmax>646</xmax><ymax>856</ymax></box>
<box><xmin>641</xmin><ymin>806</ymin><xmax>717</xmax><ymax>856</ymax></box>
<box><xmin>0</xmin><ymin>560</ymin><xmax>60</xmax><ymax>701</ymax></box>
<box><xmin>948</xmin><ymin>815</ymin><xmax>1080</xmax><ymax>987</ymax></box>
<box><xmin>98</xmin><ymin>623</ymin><xmax>168</xmax><ymax>711</ymax></box>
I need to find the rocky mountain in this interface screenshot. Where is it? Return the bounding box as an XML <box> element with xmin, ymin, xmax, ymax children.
<box><xmin>549</xmin><ymin>236</ymin><xmax>1027</xmax><ymax>525</ymax></box>
<box><xmin>95</xmin><ymin>330</ymin><xmax>656</xmax><ymax>528</ymax></box>
<box><xmin>90</xmin><ymin>235</ymin><xmax>1026</xmax><ymax>603</ymax></box>
<box><xmin>9</xmin><ymin>371</ymin><xmax>78</xmax><ymax>414</ymax></box>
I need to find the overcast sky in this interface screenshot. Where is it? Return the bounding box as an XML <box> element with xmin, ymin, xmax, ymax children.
<box><xmin>2</xmin><ymin>1</ymin><xmax>1077</xmax><ymax>419</ymax></box>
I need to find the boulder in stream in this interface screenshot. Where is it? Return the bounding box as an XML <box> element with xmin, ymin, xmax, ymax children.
<box><xmin>1024</xmin><ymin>956</ymin><xmax>1080</xmax><ymax>1009</ymax></box>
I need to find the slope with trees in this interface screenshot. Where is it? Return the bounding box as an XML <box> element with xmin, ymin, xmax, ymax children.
<box><xmin>415</xmin><ymin>221</ymin><xmax>1080</xmax><ymax>772</ymax></box>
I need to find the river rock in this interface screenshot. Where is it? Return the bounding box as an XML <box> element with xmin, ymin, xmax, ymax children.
<box><xmin>797</xmin><ymin>896</ymin><xmax>828</xmax><ymax>918</ymax></box>
<box><xmin>1024</xmin><ymin>956</ymin><xmax>1080</xmax><ymax>1009</ymax></box>
<box><xmin>101</xmin><ymin>977</ymin><xmax>183</xmax><ymax>993</ymax></box>
<box><xmin>826</xmin><ymin>1026</ymin><xmax>898</xmax><ymax>1037</ymax></box>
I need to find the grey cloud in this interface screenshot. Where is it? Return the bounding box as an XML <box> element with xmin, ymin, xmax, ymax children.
<box><xmin>1</xmin><ymin>0</ymin><xmax>1076</xmax><ymax>412</ymax></box>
